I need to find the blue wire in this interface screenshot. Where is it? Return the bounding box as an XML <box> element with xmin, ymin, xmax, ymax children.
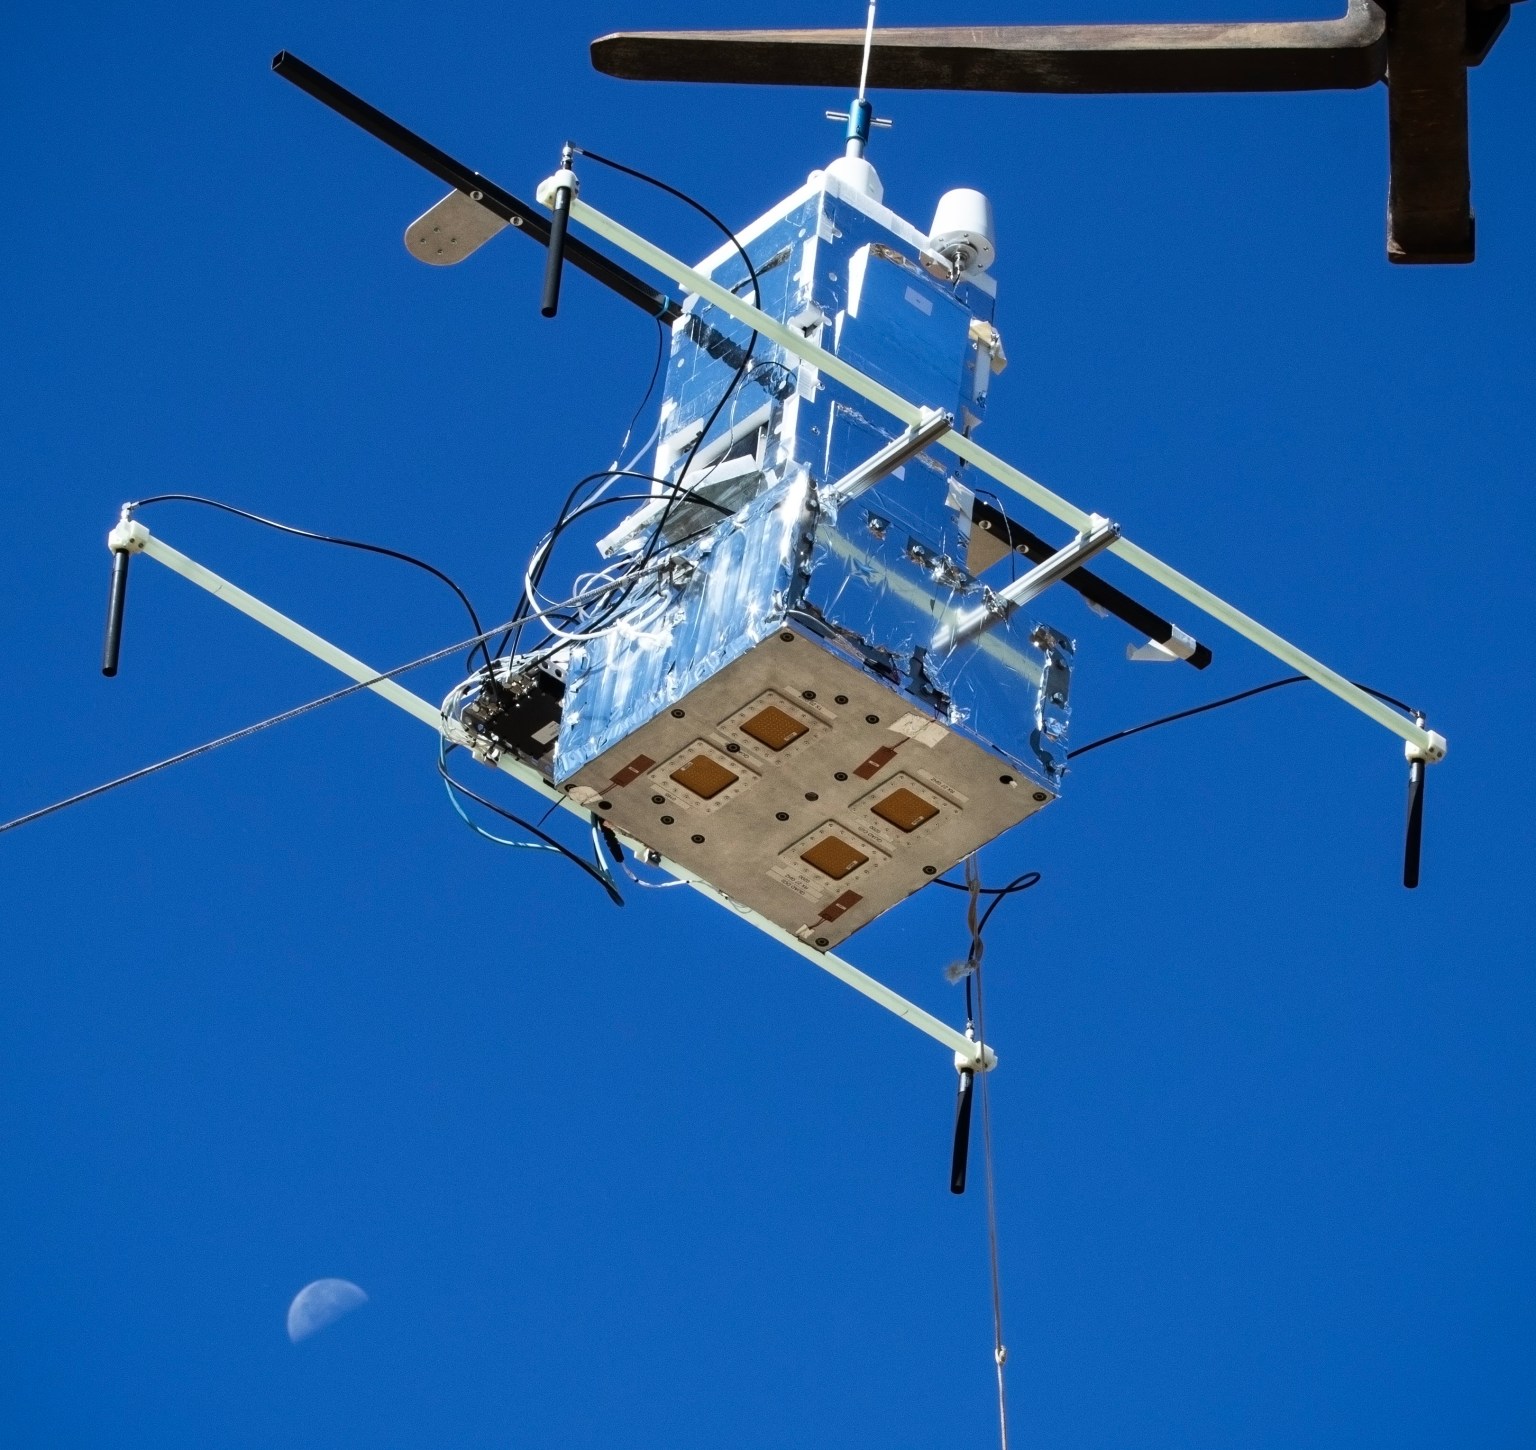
<box><xmin>439</xmin><ymin>735</ymin><xmax>558</xmax><ymax>853</ymax></box>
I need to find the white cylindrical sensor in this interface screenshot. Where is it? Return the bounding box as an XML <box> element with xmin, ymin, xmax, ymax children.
<box><xmin>928</xmin><ymin>188</ymin><xmax>997</xmax><ymax>277</ymax></box>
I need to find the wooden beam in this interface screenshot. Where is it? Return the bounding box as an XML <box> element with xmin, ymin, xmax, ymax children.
<box><xmin>590</xmin><ymin>0</ymin><xmax>1524</xmax><ymax>263</ymax></box>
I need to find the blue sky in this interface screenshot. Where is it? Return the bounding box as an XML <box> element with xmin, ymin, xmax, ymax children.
<box><xmin>3</xmin><ymin>3</ymin><xmax>1532</xmax><ymax>1447</ymax></box>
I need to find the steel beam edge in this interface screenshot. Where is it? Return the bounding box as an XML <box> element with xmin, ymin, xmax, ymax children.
<box><xmin>561</xmin><ymin>192</ymin><xmax>1440</xmax><ymax>758</ymax></box>
<box><xmin>134</xmin><ymin>529</ymin><xmax>995</xmax><ymax>1070</ymax></box>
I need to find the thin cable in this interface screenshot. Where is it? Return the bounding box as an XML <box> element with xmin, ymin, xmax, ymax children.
<box><xmin>565</xmin><ymin>146</ymin><xmax>762</xmax><ymax>581</ymax></box>
<box><xmin>943</xmin><ymin>851</ymin><xmax>1029</xmax><ymax>1450</ymax></box>
<box><xmin>974</xmin><ymin>949</ymin><xmax>1010</xmax><ymax>1450</ymax></box>
<box><xmin>436</xmin><ymin>753</ymin><xmax>623</xmax><ymax>906</ymax></box>
<box><xmin>438</xmin><ymin>734</ymin><xmax>558</xmax><ymax>854</ymax></box>
<box><xmin>608</xmin><ymin>316</ymin><xmax>669</xmax><ymax>473</ymax></box>
<box><xmin>1067</xmin><ymin>676</ymin><xmax>1421</xmax><ymax>761</ymax></box>
<box><xmin>128</xmin><ymin>494</ymin><xmax>494</xmax><ymax>672</ymax></box>
<box><xmin>1</xmin><ymin>621</ymin><xmax>510</xmax><ymax>838</ymax></box>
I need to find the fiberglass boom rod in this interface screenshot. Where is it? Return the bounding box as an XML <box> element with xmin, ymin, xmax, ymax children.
<box><xmin>110</xmin><ymin>521</ymin><xmax>995</xmax><ymax>1072</ymax></box>
<box><xmin>548</xmin><ymin>183</ymin><xmax>1445</xmax><ymax>763</ymax></box>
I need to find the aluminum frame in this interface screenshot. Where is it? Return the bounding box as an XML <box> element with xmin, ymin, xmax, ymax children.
<box><xmin>553</xmin><ymin>186</ymin><xmax>1446</xmax><ymax>763</ymax></box>
<box><xmin>126</xmin><ymin>527</ymin><xmax>997</xmax><ymax>1071</ymax></box>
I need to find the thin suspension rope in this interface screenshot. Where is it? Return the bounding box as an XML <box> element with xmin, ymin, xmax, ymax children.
<box><xmin>964</xmin><ymin>855</ymin><xmax>1011</xmax><ymax>1450</ymax></box>
<box><xmin>953</xmin><ymin>859</ymin><xmax>1010</xmax><ymax>1450</ymax></box>
<box><xmin>0</xmin><ymin>621</ymin><xmax>510</xmax><ymax>838</ymax></box>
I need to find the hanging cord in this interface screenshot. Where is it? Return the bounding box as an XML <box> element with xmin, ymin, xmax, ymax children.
<box><xmin>564</xmin><ymin>145</ymin><xmax>762</xmax><ymax>575</ymax></box>
<box><xmin>435</xmin><ymin>748</ymin><xmax>623</xmax><ymax>906</ymax></box>
<box><xmin>940</xmin><ymin>857</ymin><xmax>1020</xmax><ymax>1450</ymax></box>
<box><xmin>126</xmin><ymin>494</ymin><xmax>495</xmax><ymax>673</ymax></box>
<box><xmin>949</xmin><ymin>854</ymin><xmax>1011</xmax><ymax>1450</ymax></box>
<box><xmin>608</xmin><ymin>316</ymin><xmax>669</xmax><ymax>473</ymax></box>
<box><xmin>1</xmin><ymin>620</ymin><xmax>511</xmax><ymax>838</ymax></box>
<box><xmin>974</xmin><ymin>935</ymin><xmax>1010</xmax><ymax>1450</ymax></box>
<box><xmin>602</xmin><ymin>826</ymin><xmax>687</xmax><ymax>890</ymax></box>
<box><xmin>1067</xmin><ymin>675</ymin><xmax>1420</xmax><ymax>761</ymax></box>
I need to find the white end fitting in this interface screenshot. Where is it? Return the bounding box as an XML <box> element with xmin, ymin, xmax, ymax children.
<box><xmin>955</xmin><ymin>1042</ymin><xmax>998</xmax><ymax>1074</ymax></box>
<box><xmin>535</xmin><ymin>168</ymin><xmax>580</xmax><ymax>209</ymax></box>
<box><xmin>1127</xmin><ymin>625</ymin><xmax>1198</xmax><ymax>664</ymax></box>
<box><xmin>816</xmin><ymin>154</ymin><xmax>884</xmax><ymax>203</ymax></box>
<box><xmin>1405</xmin><ymin>730</ymin><xmax>1447</xmax><ymax>765</ymax></box>
<box><xmin>108</xmin><ymin>517</ymin><xmax>149</xmax><ymax>554</ymax></box>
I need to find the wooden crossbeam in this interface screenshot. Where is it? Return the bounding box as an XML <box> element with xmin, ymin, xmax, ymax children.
<box><xmin>591</xmin><ymin>0</ymin><xmax>1523</xmax><ymax>263</ymax></box>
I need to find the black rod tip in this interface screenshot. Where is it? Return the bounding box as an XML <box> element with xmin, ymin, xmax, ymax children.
<box><xmin>101</xmin><ymin>549</ymin><xmax>131</xmax><ymax>678</ymax></box>
<box><xmin>1403</xmin><ymin>758</ymin><xmax>1425</xmax><ymax>889</ymax></box>
<box><xmin>540</xmin><ymin>183</ymin><xmax>573</xmax><ymax>318</ymax></box>
<box><xmin>950</xmin><ymin>1068</ymin><xmax>975</xmax><ymax>1195</ymax></box>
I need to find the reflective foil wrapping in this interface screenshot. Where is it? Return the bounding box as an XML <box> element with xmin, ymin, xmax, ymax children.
<box><xmin>556</xmin><ymin>166</ymin><xmax>1072</xmax><ymax>791</ymax></box>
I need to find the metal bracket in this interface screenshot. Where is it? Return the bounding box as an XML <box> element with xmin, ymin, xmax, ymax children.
<box><xmin>936</xmin><ymin>517</ymin><xmax>1121</xmax><ymax>651</ymax></box>
<box><xmin>820</xmin><ymin>407</ymin><xmax>953</xmax><ymax>511</ymax></box>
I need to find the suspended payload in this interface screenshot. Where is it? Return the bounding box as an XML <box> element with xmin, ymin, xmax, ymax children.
<box><xmin>451</xmin><ymin>154</ymin><xmax>1070</xmax><ymax>948</ymax></box>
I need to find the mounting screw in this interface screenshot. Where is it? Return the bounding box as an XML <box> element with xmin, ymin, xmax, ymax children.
<box><xmin>725</xmin><ymin>742</ymin><xmax>741</xmax><ymax>753</ymax></box>
<box><xmin>691</xmin><ymin>833</ymin><xmax>705</xmax><ymax>844</ymax></box>
<box><xmin>834</xmin><ymin>771</ymin><xmax>849</xmax><ymax>782</ymax></box>
<box><xmin>999</xmin><ymin>774</ymin><xmax>1014</xmax><ymax>785</ymax></box>
<box><xmin>802</xmin><ymin>690</ymin><xmax>817</xmax><ymax>700</ymax></box>
<box><xmin>1032</xmin><ymin>791</ymin><xmax>1048</xmax><ymax>803</ymax></box>
<box><xmin>865</xmin><ymin>714</ymin><xmax>880</xmax><ymax>724</ymax></box>
<box><xmin>670</xmin><ymin>708</ymin><xmax>686</xmax><ymax>718</ymax></box>
<box><xmin>804</xmin><ymin>791</ymin><xmax>819</xmax><ymax>801</ymax></box>
<box><xmin>923</xmin><ymin>865</ymin><xmax>938</xmax><ymax>876</ymax></box>
<box><xmin>834</xmin><ymin>694</ymin><xmax>849</xmax><ymax>705</ymax></box>
<box><xmin>775</xmin><ymin>811</ymin><xmax>790</xmax><ymax>822</ymax></box>
<box><xmin>815</xmin><ymin>937</ymin><xmax>830</xmax><ymax>948</ymax></box>
<box><xmin>651</xmin><ymin>795</ymin><xmax>665</xmax><ymax>805</ymax></box>
<box><xmin>660</xmin><ymin>815</ymin><xmax>675</xmax><ymax>825</ymax></box>
<box><xmin>780</xmin><ymin>631</ymin><xmax>795</xmax><ymax>643</ymax></box>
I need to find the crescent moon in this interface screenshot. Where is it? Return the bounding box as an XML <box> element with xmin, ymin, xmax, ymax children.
<box><xmin>286</xmin><ymin>1278</ymin><xmax>368</xmax><ymax>1342</ymax></box>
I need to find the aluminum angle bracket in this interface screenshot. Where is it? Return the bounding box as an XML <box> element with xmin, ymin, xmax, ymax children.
<box><xmin>124</xmin><ymin>526</ymin><xmax>996</xmax><ymax>1072</ymax></box>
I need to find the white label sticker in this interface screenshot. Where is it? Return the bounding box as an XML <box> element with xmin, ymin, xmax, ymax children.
<box><xmin>889</xmin><ymin>712</ymin><xmax>949</xmax><ymax>747</ymax></box>
<box><xmin>903</xmin><ymin>285</ymin><xmax>934</xmax><ymax>315</ymax></box>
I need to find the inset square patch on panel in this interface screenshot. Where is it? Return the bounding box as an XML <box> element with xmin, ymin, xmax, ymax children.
<box><xmin>718</xmin><ymin>689</ymin><xmax>825</xmax><ymax>767</ymax></box>
<box><xmin>649</xmin><ymin>740</ymin><xmax>759</xmax><ymax>815</ymax></box>
<box><xmin>770</xmin><ymin>820</ymin><xmax>888</xmax><ymax>903</ymax></box>
<box><xmin>852</xmin><ymin>772</ymin><xmax>955</xmax><ymax>853</ymax></box>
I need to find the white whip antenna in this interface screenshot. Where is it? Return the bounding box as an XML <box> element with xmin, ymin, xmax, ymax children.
<box><xmin>857</xmin><ymin>0</ymin><xmax>877</xmax><ymax>100</ymax></box>
<box><xmin>826</xmin><ymin>0</ymin><xmax>892</xmax><ymax>158</ymax></box>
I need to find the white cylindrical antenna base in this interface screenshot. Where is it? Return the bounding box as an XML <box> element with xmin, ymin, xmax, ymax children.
<box><xmin>929</xmin><ymin>188</ymin><xmax>997</xmax><ymax>278</ymax></box>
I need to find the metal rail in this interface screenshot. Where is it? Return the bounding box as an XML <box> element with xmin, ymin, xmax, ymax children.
<box><xmin>556</xmin><ymin>189</ymin><xmax>1444</xmax><ymax>761</ymax></box>
<box><xmin>131</xmin><ymin>529</ymin><xmax>996</xmax><ymax>1071</ymax></box>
